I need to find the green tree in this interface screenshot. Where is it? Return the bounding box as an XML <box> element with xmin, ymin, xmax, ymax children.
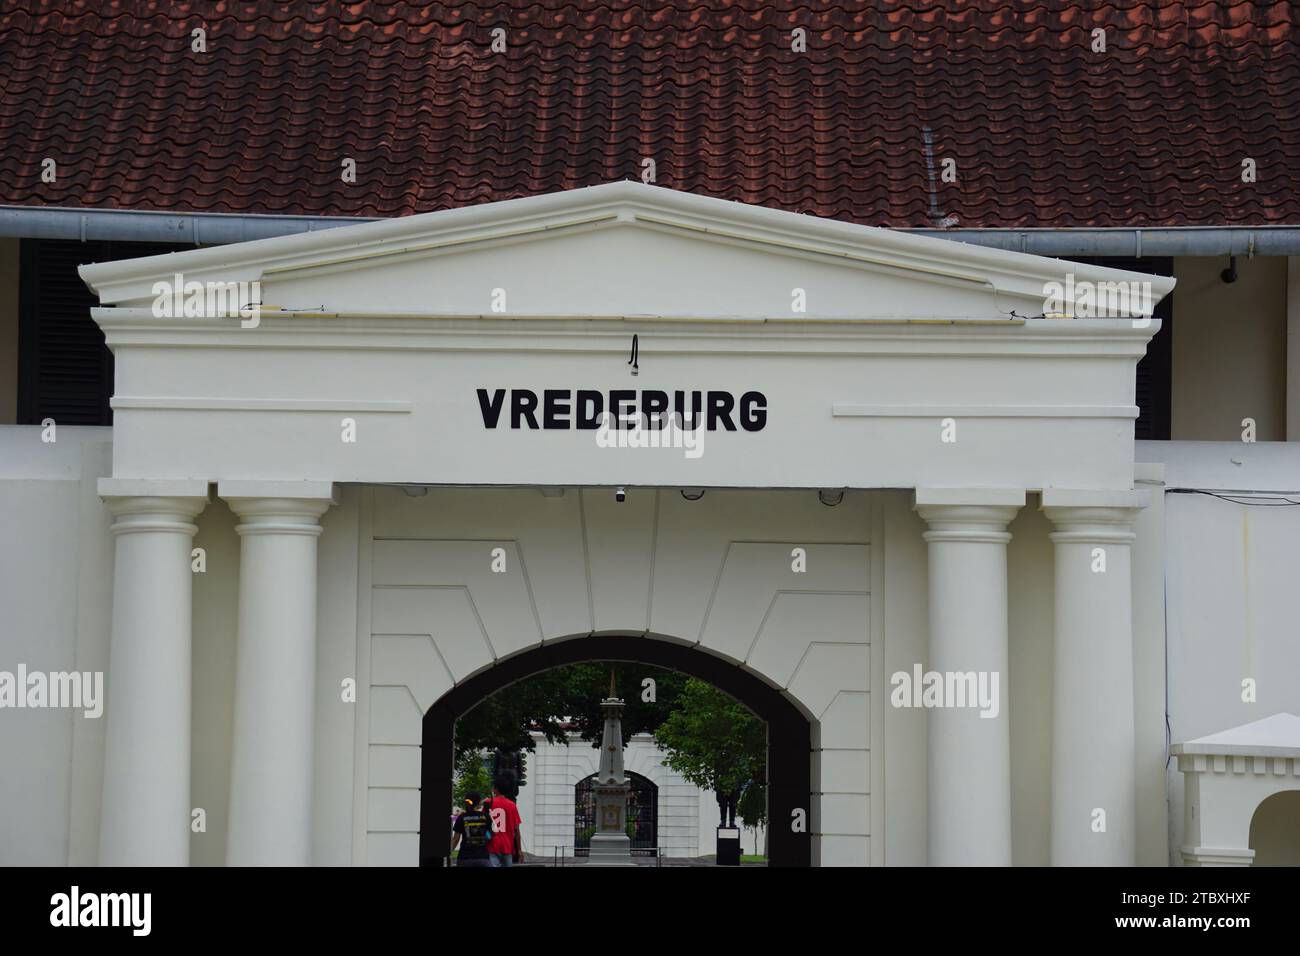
<box><xmin>653</xmin><ymin>678</ymin><xmax>766</xmax><ymax>815</ymax></box>
<box><xmin>737</xmin><ymin>779</ymin><xmax>768</xmax><ymax>828</ymax></box>
<box><xmin>736</xmin><ymin>778</ymin><xmax>769</xmax><ymax>854</ymax></box>
<box><xmin>454</xmin><ymin>662</ymin><xmax>687</xmax><ymax>760</ymax></box>
<box><xmin>452</xmin><ymin>749</ymin><xmax>493</xmax><ymax>808</ymax></box>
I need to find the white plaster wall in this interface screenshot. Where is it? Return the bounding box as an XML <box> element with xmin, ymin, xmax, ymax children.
<box><xmin>1163</xmin><ymin>491</ymin><xmax>1300</xmax><ymax>862</ymax></box>
<box><xmin>512</xmin><ymin>732</ymin><xmax>752</xmax><ymax>859</ymax></box>
<box><xmin>879</xmin><ymin>491</ymin><xmax>928</xmax><ymax>865</ymax></box>
<box><xmin>361</xmin><ymin>485</ymin><xmax>872</xmax><ymax>866</ymax></box>
<box><xmin>189</xmin><ymin>499</ymin><xmax>239</xmax><ymax>865</ymax></box>
<box><xmin>0</xmin><ymin>427</ymin><xmax>114</xmax><ymax>864</ymax></box>
<box><xmin>1006</xmin><ymin>497</ymin><xmax>1055</xmax><ymax>866</ymax></box>
<box><xmin>1172</xmin><ymin>256</ymin><xmax>1287</xmax><ymax>442</ymax></box>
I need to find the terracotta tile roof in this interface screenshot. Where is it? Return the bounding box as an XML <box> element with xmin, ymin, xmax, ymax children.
<box><xmin>1</xmin><ymin>1</ymin><xmax>1297</xmax><ymax>228</ymax></box>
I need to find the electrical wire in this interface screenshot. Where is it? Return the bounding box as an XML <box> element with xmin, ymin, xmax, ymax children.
<box><xmin>1166</xmin><ymin>489</ymin><xmax>1300</xmax><ymax>506</ymax></box>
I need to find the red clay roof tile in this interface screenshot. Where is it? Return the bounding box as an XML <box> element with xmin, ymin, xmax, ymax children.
<box><xmin>0</xmin><ymin>1</ymin><xmax>1296</xmax><ymax>228</ymax></box>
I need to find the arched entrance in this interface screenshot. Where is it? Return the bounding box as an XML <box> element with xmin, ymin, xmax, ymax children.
<box><xmin>575</xmin><ymin>770</ymin><xmax>658</xmax><ymax>853</ymax></box>
<box><xmin>420</xmin><ymin>633</ymin><xmax>813</xmax><ymax>867</ymax></box>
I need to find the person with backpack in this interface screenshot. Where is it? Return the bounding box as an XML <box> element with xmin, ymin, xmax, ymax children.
<box><xmin>450</xmin><ymin>792</ymin><xmax>493</xmax><ymax>867</ymax></box>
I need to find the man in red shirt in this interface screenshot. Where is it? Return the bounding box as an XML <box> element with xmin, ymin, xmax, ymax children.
<box><xmin>486</xmin><ymin>773</ymin><xmax>522</xmax><ymax>867</ymax></box>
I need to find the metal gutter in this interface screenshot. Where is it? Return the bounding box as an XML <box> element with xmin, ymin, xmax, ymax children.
<box><xmin>0</xmin><ymin>205</ymin><xmax>370</xmax><ymax>245</ymax></box>
<box><xmin>904</xmin><ymin>226</ymin><xmax>1300</xmax><ymax>257</ymax></box>
<box><xmin>3</xmin><ymin>204</ymin><xmax>1300</xmax><ymax>256</ymax></box>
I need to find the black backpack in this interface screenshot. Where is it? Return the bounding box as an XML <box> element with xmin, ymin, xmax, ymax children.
<box><xmin>459</xmin><ymin>809</ymin><xmax>492</xmax><ymax>848</ymax></box>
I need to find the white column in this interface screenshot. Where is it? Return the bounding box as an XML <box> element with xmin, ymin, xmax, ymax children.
<box><xmin>914</xmin><ymin>487</ymin><xmax>1024</xmax><ymax>866</ymax></box>
<box><xmin>221</xmin><ymin>482</ymin><xmax>335</xmax><ymax>866</ymax></box>
<box><xmin>1041</xmin><ymin>488</ymin><xmax>1145</xmax><ymax>866</ymax></box>
<box><xmin>97</xmin><ymin>481</ymin><xmax>209</xmax><ymax>866</ymax></box>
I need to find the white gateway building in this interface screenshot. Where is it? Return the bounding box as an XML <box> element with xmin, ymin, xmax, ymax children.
<box><xmin>2</xmin><ymin>183</ymin><xmax>1298</xmax><ymax>867</ymax></box>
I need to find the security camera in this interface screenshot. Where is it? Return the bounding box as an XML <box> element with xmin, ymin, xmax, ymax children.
<box><xmin>615</xmin><ymin>486</ymin><xmax>626</xmax><ymax>503</ymax></box>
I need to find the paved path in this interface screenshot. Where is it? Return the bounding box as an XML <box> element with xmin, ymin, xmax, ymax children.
<box><xmin>518</xmin><ymin>854</ymin><xmax>767</xmax><ymax>867</ymax></box>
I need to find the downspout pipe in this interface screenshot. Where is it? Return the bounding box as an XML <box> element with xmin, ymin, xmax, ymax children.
<box><xmin>3</xmin><ymin>204</ymin><xmax>1300</xmax><ymax>257</ymax></box>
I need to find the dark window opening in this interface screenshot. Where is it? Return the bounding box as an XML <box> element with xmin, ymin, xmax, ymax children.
<box><xmin>17</xmin><ymin>239</ymin><xmax>191</xmax><ymax>426</ymax></box>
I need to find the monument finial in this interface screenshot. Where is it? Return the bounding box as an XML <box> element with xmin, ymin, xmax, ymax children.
<box><xmin>609</xmin><ymin>667</ymin><xmax>616</xmax><ymax>699</ymax></box>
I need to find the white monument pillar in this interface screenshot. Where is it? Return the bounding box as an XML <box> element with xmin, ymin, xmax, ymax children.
<box><xmin>1042</xmin><ymin>489</ymin><xmax>1145</xmax><ymax>866</ymax></box>
<box><xmin>221</xmin><ymin>482</ymin><xmax>335</xmax><ymax>866</ymax></box>
<box><xmin>588</xmin><ymin>672</ymin><xmax>635</xmax><ymax>866</ymax></box>
<box><xmin>97</xmin><ymin>480</ymin><xmax>209</xmax><ymax>866</ymax></box>
<box><xmin>915</xmin><ymin>487</ymin><xmax>1024</xmax><ymax>866</ymax></box>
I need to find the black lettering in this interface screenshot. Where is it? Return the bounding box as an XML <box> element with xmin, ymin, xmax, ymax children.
<box><xmin>543</xmin><ymin>389</ymin><xmax>571</xmax><ymax>429</ymax></box>
<box><xmin>643</xmin><ymin>390</ymin><xmax>668</xmax><ymax>428</ymax></box>
<box><xmin>739</xmin><ymin>391</ymin><xmax>767</xmax><ymax>431</ymax></box>
<box><xmin>609</xmin><ymin>389</ymin><xmax>636</xmax><ymax>430</ymax></box>
<box><xmin>576</xmin><ymin>390</ymin><xmax>604</xmax><ymax>429</ymax></box>
<box><xmin>477</xmin><ymin>389</ymin><xmax>506</xmax><ymax>428</ymax></box>
<box><xmin>511</xmin><ymin>390</ymin><xmax>540</xmax><ymax>429</ymax></box>
<box><xmin>707</xmin><ymin>391</ymin><xmax>736</xmax><ymax>431</ymax></box>
<box><xmin>674</xmin><ymin>390</ymin><xmax>703</xmax><ymax>430</ymax></box>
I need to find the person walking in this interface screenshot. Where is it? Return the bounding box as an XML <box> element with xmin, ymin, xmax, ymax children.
<box><xmin>450</xmin><ymin>793</ymin><xmax>493</xmax><ymax>868</ymax></box>
<box><xmin>485</xmin><ymin>773</ymin><xmax>523</xmax><ymax>867</ymax></box>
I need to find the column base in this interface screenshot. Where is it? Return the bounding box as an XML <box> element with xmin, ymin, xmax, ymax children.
<box><xmin>1180</xmin><ymin>845</ymin><xmax>1255</xmax><ymax>867</ymax></box>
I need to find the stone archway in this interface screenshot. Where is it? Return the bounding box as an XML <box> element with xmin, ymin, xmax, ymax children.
<box><xmin>1248</xmin><ymin>791</ymin><xmax>1300</xmax><ymax>866</ymax></box>
<box><xmin>419</xmin><ymin>633</ymin><xmax>814</xmax><ymax>867</ymax></box>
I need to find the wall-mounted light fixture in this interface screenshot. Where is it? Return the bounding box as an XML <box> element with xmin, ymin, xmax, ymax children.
<box><xmin>818</xmin><ymin>489</ymin><xmax>845</xmax><ymax>507</ymax></box>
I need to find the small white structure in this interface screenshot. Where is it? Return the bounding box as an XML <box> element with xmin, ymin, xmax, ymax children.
<box><xmin>516</xmin><ymin>733</ymin><xmax>766</xmax><ymax>860</ymax></box>
<box><xmin>1172</xmin><ymin>713</ymin><xmax>1300</xmax><ymax>866</ymax></box>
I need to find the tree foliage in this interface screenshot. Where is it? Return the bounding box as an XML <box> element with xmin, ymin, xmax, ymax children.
<box><xmin>452</xmin><ymin>749</ymin><xmax>493</xmax><ymax>808</ymax></box>
<box><xmin>455</xmin><ymin>665</ymin><xmax>770</xmax><ymax>833</ymax></box>
<box><xmin>454</xmin><ymin>662</ymin><xmax>687</xmax><ymax>759</ymax></box>
<box><xmin>737</xmin><ymin>777</ymin><xmax>768</xmax><ymax>830</ymax></box>
<box><xmin>653</xmin><ymin>678</ymin><xmax>766</xmax><ymax>807</ymax></box>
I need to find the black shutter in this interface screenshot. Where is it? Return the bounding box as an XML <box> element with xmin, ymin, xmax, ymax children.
<box><xmin>18</xmin><ymin>239</ymin><xmax>113</xmax><ymax>425</ymax></box>
<box><xmin>1134</xmin><ymin>275</ymin><xmax>1173</xmax><ymax>441</ymax></box>
<box><xmin>17</xmin><ymin>239</ymin><xmax>191</xmax><ymax>426</ymax></box>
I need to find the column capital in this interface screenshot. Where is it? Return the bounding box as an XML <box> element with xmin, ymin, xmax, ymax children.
<box><xmin>219</xmin><ymin>481</ymin><xmax>338</xmax><ymax>537</ymax></box>
<box><xmin>98</xmin><ymin>478</ymin><xmax>209</xmax><ymax>535</ymax></box>
<box><xmin>1041</xmin><ymin>488</ymin><xmax>1147</xmax><ymax>543</ymax></box>
<box><xmin>914</xmin><ymin>487</ymin><xmax>1025</xmax><ymax>544</ymax></box>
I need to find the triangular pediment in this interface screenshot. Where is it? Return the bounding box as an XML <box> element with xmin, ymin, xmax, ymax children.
<box><xmin>80</xmin><ymin>182</ymin><xmax>1173</xmax><ymax>321</ymax></box>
